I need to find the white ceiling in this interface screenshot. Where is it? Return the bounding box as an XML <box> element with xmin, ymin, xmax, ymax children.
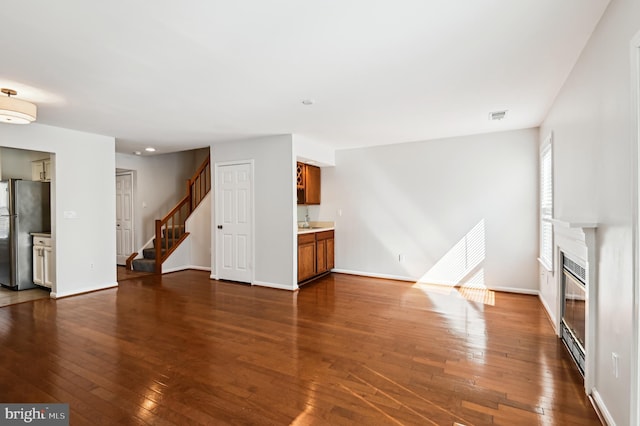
<box><xmin>1</xmin><ymin>0</ymin><xmax>609</xmax><ymax>154</ymax></box>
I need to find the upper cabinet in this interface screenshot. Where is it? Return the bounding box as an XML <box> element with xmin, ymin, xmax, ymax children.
<box><xmin>297</xmin><ymin>162</ymin><xmax>320</xmax><ymax>205</ymax></box>
<box><xmin>32</xmin><ymin>158</ymin><xmax>51</xmax><ymax>182</ymax></box>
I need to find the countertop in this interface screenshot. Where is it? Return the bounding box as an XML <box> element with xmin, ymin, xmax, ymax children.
<box><xmin>297</xmin><ymin>226</ymin><xmax>335</xmax><ymax>235</ymax></box>
<box><xmin>297</xmin><ymin>221</ymin><xmax>335</xmax><ymax>234</ymax></box>
<box><xmin>31</xmin><ymin>232</ymin><xmax>51</xmax><ymax>238</ymax></box>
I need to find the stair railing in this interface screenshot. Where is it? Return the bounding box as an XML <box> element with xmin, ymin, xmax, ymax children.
<box><xmin>153</xmin><ymin>155</ymin><xmax>211</xmax><ymax>273</ymax></box>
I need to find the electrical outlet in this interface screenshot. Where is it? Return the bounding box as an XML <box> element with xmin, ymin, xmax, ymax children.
<box><xmin>612</xmin><ymin>352</ymin><xmax>619</xmax><ymax>378</ymax></box>
<box><xmin>398</xmin><ymin>253</ymin><xmax>405</xmax><ymax>262</ymax></box>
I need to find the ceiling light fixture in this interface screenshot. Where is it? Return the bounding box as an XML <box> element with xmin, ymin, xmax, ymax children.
<box><xmin>145</xmin><ymin>147</ymin><xmax>156</xmax><ymax>152</ymax></box>
<box><xmin>0</xmin><ymin>88</ymin><xmax>37</xmax><ymax>124</ymax></box>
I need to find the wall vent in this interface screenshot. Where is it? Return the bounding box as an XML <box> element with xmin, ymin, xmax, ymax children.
<box><xmin>488</xmin><ymin>110</ymin><xmax>507</xmax><ymax>121</ymax></box>
<box><xmin>563</xmin><ymin>255</ymin><xmax>586</xmax><ymax>283</ymax></box>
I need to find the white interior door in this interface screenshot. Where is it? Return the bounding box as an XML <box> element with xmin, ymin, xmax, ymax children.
<box><xmin>216</xmin><ymin>162</ymin><xmax>252</xmax><ymax>283</ymax></box>
<box><xmin>116</xmin><ymin>173</ymin><xmax>134</xmax><ymax>265</ymax></box>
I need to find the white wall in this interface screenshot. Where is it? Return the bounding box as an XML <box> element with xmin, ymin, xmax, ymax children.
<box><xmin>318</xmin><ymin>128</ymin><xmax>539</xmax><ymax>293</ymax></box>
<box><xmin>163</xmin><ymin>191</ymin><xmax>212</xmax><ymax>273</ymax></box>
<box><xmin>294</xmin><ymin>134</ymin><xmax>336</xmax><ymax>166</ymax></box>
<box><xmin>538</xmin><ymin>0</ymin><xmax>638</xmax><ymax>423</ymax></box>
<box><xmin>116</xmin><ymin>151</ymin><xmax>202</xmax><ymax>251</ymax></box>
<box><xmin>188</xmin><ymin>192</ymin><xmax>211</xmax><ymax>270</ymax></box>
<box><xmin>0</xmin><ymin>123</ymin><xmax>116</xmax><ymax>298</ymax></box>
<box><xmin>0</xmin><ymin>147</ymin><xmax>50</xmax><ymax>180</ymax></box>
<box><xmin>211</xmin><ymin>135</ymin><xmax>296</xmax><ymax>289</ymax></box>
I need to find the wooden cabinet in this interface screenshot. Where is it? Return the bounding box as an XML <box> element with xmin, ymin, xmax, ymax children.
<box><xmin>298</xmin><ymin>233</ymin><xmax>317</xmax><ymax>282</ymax></box>
<box><xmin>33</xmin><ymin>235</ymin><xmax>53</xmax><ymax>288</ymax></box>
<box><xmin>297</xmin><ymin>162</ymin><xmax>321</xmax><ymax>205</ymax></box>
<box><xmin>316</xmin><ymin>230</ymin><xmax>333</xmax><ymax>274</ymax></box>
<box><xmin>326</xmin><ymin>237</ymin><xmax>335</xmax><ymax>270</ymax></box>
<box><xmin>298</xmin><ymin>230</ymin><xmax>334</xmax><ymax>284</ymax></box>
<box><xmin>32</xmin><ymin>158</ymin><xmax>51</xmax><ymax>182</ymax></box>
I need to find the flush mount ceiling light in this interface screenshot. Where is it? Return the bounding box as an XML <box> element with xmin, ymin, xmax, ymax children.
<box><xmin>488</xmin><ymin>110</ymin><xmax>507</xmax><ymax>121</ymax></box>
<box><xmin>0</xmin><ymin>88</ymin><xmax>37</xmax><ymax>124</ymax></box>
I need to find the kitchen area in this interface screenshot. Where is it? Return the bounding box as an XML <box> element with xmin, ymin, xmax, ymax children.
<box><xmin>0</xmin><ymin>147</ymin><xmax>53</xmax><ymax>306</ymax></box>
<box><xmin>296</xmin><ymin>161</ymin><xmax>335</xmax><ymax>285</ymax></box>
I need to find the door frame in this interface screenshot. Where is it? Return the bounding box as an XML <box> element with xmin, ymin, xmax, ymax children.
<box><xmin>630</xmin><ymin>28</ymin><xmax>640</xmax><ymax>426</ymax></box>
<box><xmin>115</xmin><ymin>171</ymin><xmax>135</xmax><ymax>265</ymax></box>
<box><xmin>213</xmin><ymin>160</ymin><xmax>255</xmax><ymax>284</ymax></box>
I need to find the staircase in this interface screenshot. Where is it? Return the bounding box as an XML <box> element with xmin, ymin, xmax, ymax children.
<box><xmin>132</xmin><ymin>226</ymin><xmax>186</xmax><ymax>272</ymax></box>
<box><xmin>132</xmin><ymin>156</ymin><xmax>211</xmax><ymax>273</ymax></box>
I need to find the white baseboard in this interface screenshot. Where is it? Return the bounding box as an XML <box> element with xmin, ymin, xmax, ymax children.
<box><xmin>489</xmin><ymin>286</ymin><xmax>539</xmax><ymax>296</ymax></box>
<box><xmin>592</xmin><ymin>388</ymin><xmax>616</xmax><ymax>425</ymax></box>
<box><xmin>252</xmin><ymin>280</ymin><xmax>297</xmax><ymax>291</ymax></box>
<box><xmin>163</xmin><ymin>265</ymin><xmax>211</xmax><ymax>274</ymax></box>
<box><xmin>331</xmin><ymin>268</ymin><xmax>415</xmax><ymax>282</ymax></box>
<box><xmin>162</xmin><ymin>266</ymin><xmax>189</xmax><ymax>274</ymax></box>
<box><xmin>538</xmin><ymin>293</ymin><xmax>558</xmax><ymax>333</ymax></box>
<box><xmin>332</xmin><ymin>269</ymin><xmax>539</xmax><ymax>295</ymax></box>
<box><xmin>51</xmin><ymin>282</ymin><xmax>118</xmax><ymax>299</ymax></box>
<box><xmin>210</xmin><ymin>273</ymin><xmax>218</xmax><ymax>280</ymax></box>
<box><xmin>188</xmin><ymin>265</ymin><xmax>211</xmax><ymax>272</ymax></box>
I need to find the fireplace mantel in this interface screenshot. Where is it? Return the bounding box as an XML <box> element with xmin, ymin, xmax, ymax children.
<box><xmin>551</xmin><ymin>218</ymin><xmax>597</xmax><ymax>266</ymax></box>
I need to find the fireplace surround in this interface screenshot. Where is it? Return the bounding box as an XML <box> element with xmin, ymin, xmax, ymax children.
<box><xmin>551</xmin><ymin>219</ymin><xmax>597</xmax><ymax>393</ymax></box>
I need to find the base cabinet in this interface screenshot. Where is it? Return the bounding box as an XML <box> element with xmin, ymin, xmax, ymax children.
<box><xmin>298</xmin><ymin>233</ymin><xmax>317</xmax><ymax>282</ymax></box>
<box><xmin>33</xmin><ymin>235</ymin><xmax>53</xmax><ymax>288</ymax></box>
<box><xmin>298</xmin><ymin>230</ymin><xmax>334</xmax><ymax>284</ymax></box>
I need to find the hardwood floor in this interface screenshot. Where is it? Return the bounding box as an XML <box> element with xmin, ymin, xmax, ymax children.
<box><xmin>117</xmin><ymin>265</ymin><xmax>153</xmax><ymax>282</ymax></box>
<box><xmin>0</xmin><ymin>271</ymin><xmax>599</xmax><ymax>425</ymax></box>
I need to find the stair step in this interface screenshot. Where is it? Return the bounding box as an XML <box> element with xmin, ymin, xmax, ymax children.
<box><xmin>142</xmin><ymin>248</ymin><xmax>167</xmax><ymax>259</ymax></box>
<box><xmin>132</xmin><ymin>258</ymin><xmax>156</xmax><ymax>273</ymax></box>
<box><xmin>152</xmin><ymin>238</ymin><xmax>177</xmax><ymax>248</ymax></box>
<box><xmin>163</xmin><ymin>227</ymin><xmax>185</xmax><ymax>239</ymax></box>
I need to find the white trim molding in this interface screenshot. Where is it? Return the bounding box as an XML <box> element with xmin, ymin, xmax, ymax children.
<box><xmin>253</xmin><ymin>280</ymin><xmax>297</xmax><ymax>291</ymax></box>
<box><xmin>332</xmin><ymin>269</ymin><xmax>539</xmax><ymax>295</ymax></box>
<box><xmin>51</xmin><ymin>282</ymin><xmax>118</xmax><ymax>299</ymax></box>
<box><xmin>630</xmin><ymin>28</ymin><xmax>640</xmax><ymax>426</ymax></box>
<box><xmin>593</xmin><ymin>388</ymin><xmax>617</xmax><ymax>426</ymax></box>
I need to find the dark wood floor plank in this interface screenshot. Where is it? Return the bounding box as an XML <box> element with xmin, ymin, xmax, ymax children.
<box><xmin>0</xmin><ymin>271</ymin><xmax>600</xmax><ymax>425</ymax></box>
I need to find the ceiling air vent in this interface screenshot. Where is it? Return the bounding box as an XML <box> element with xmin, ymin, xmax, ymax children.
<box><xmin>489</xmin><ymin>110</ymin><xmax>507</xmax><ymax>121</ymax></box>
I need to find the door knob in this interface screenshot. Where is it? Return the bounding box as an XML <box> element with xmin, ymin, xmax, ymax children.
<box><xmin>217</xmin><ymin>225</ymin><xmax>223</xmax><ymax>229</ymax></box>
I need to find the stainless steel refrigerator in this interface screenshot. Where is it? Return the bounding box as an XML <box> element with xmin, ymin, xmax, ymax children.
<box><xmin>0</xmin><ymin>179</ymin><xmax>51</xmax><ymax>290</ymax></box>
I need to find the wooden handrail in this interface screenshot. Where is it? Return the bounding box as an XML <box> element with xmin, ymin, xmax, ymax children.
<box><xmin>125</xmin><ymin>252</ymin><xmax>138</xmax><ymax>270</ymax></box>
<box><xmin>153</xmin><ymin>155</ymin><xmax>211</xmax><ymax>273</ymax></box>
<box><xmin>188</xmin><ymin>156</ymin><xmax>211</xmax><ymax>212</ymax></box>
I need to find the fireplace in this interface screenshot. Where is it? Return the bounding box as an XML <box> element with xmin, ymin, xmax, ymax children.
<box><xmin>551</xmin><ymin>219</ymin><xmax>596</xmax><ymax>393</ymax></box>
<box><xmin>561</xmin><ymin>254</ymin><xmax>586</xmax><ymax>376</ymax></box>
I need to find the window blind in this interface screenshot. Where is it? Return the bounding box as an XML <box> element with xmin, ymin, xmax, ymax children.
<box><xmin>540</xmin><ymin>143</ymin><xmax>553</xmax><ymax>270</ymax></box>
